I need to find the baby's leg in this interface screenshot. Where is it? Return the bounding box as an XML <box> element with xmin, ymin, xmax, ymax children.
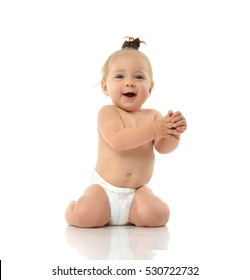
<box><xmin>129</xmin><ymin>186</ymin><xmax>170</xmax><ymax>227</ymax></box>
<box><xmin>65</xmin><ymin>184</ymin><xmax>110</xmax><ymax>228</ymax></box>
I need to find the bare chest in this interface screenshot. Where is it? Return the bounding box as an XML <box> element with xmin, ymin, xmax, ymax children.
<box><xmin>117</xmin><ymin>108</ymin><xmax>154</xmax><ymax>128</ymax></box>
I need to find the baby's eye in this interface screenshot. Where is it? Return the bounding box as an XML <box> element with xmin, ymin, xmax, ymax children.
<box><xmin>135</xmin><ymin>74</ymin><xmax>144</xmax><ymax>80</ymax></box>
<box><xmin>115</xmin><ymin>74</ymin><xmax>124</xmax><ymax>79</ymax></box>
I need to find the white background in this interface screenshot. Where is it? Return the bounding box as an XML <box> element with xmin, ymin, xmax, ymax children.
<box><xmin>1</xmin><ymin>0</ymin><xmax>250</xmax><ymax>279</ymax></box>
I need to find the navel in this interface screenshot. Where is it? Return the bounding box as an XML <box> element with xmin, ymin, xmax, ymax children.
<box><xmin>126</xmin><ymin>173</ymin><xmax>133</xmax><ymax>179</ymax></box>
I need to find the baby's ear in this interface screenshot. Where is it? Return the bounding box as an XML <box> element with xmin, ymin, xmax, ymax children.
<box><xmin>148</xmin><ymin>81</ymin><xmax>154</xmax><ymax>97</ymax></box>
<box><xmin>101</xmin><ymin>80</ymin><xmax>109</xmax><ymax>96</ymax></box>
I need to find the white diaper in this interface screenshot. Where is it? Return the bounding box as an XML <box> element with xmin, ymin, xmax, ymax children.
<box><xmin>91</xmin><ymin>170</ymin><xmax>136</xmax><ymax>225</ymax></box>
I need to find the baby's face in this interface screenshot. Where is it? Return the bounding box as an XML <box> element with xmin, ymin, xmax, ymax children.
<box><xmin>102</xmin><ymin>51</ymin><xmax>154</xmax><ymax>112</ymax></box>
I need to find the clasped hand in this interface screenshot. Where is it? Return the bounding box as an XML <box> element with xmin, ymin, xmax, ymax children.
<box><xmin>164</xmin><ymin>110</ymin><xmax>187</xmax><ymax>138</ymax></box>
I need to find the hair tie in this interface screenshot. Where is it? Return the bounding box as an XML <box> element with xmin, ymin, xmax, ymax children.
<box><xmin>122</xmin><ymin>37</ymin><xmax>145</xmax><ymax>50</ymax></box>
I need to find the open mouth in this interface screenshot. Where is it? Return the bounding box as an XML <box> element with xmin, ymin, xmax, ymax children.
<box><xmin>122</xmin><ymin>92</ymin><xmax>136</xmax><ymax>98</ymax></box>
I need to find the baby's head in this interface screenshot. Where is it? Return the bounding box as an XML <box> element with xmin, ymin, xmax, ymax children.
<box><xmin>101</xmin><ymin>37</ymin><xmax>153</xmax><ymax>83</ymax></box>
<box><xmin>101</xmin><ymin>37</ymin><xmax>154</xmax><ymax>112</ymax></box>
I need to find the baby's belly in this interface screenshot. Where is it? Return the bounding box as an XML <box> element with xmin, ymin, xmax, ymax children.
<box><xmin>96</xmin><ymin>152</ymin><xmax>155</xmax><ymax>189</ymax></box>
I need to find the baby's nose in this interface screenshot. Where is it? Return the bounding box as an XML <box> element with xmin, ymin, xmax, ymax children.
<box><xmin>125</xmin><ymin>79</ymin><xmax>135</xmax><ymax>87</ymax></box>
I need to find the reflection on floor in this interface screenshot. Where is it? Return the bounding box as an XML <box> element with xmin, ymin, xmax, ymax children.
<box><xmin>65</xmin><ymin>225</ymin><xmax>170</xmax><ymax>260</ymax></box>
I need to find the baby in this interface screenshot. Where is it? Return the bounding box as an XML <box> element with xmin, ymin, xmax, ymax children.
<box><xmin>65</xmin><ymin>37</ymin><xmax>187</xmax><ymax>228</ymax></box>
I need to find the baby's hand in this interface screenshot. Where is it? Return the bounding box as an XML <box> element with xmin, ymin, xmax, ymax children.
<box><xmin>169</xmin><ymin>111</ymin><xmax>187</xmax><ymax>133</ymax></box>
<box><xmin>152</xmin><ymin>111</ymin><xmax>179</xmax><ymax>138</ymax></box>
<box><xmin>152</xmin><ymin>110</ymin><xmax>187</xmax><ymax>139</ymax></box>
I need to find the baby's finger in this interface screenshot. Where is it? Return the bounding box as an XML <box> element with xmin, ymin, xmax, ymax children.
<box><xmin>167</xmin><ymin>110</ymin><xmax>174</xmax><ymax>117</ymax></box>
<box><xmin>168</xmin><ymin>128</ymin><xmax>181</xmax><ymax>136</ymax></box>
<box><xmin>171</xmin><ymin>114</ymin><xmax>185</xmax><ymax>124</ymax></box>
<box><xmin>172</xmin><ymin>111</ymin><xmax>182</xmax><ymax>118</ymax></box>
<box><xmin>176</xmin><ymin>126</ymin><xmax>187</xmax><ymax>132</ymax></box>
<box><xmin>166</xmin><ymin>122</ymin><xmax>174</xmax><ymax>128</ymax></box>
<box><xmin>173</xmin><ymin>119</ymin><xmax>187</xmax><ymax>128</ymax></box>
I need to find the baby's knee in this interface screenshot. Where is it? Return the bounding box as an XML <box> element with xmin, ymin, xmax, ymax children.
<box><xmin>134</xmin><ymin>202</ymin><xmax>170</xmax><ymax>227</ymax></box>
<box><xmin>65</xmin><ymin>202</ymin><xmax>107</xmax><ymax>228</ymax></box>
<box><xmin>70</xmin><ymin>205</ymin><xmax>108</xmax><ymax>228</ymax></box>
<box><xmin>65</xmin><ymin>201</ymin><xmax>77</xmax><ymax>226</ymax></box>
<box><xmin>76</xmin><ymin>214</ymin><xmax>107</xmax><ymax>228</ymax></box>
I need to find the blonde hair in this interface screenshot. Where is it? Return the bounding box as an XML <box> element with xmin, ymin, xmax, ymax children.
<box><xmin>101</xmin><ymin>39</ymin><xmax>153</xmax><ymax>82</ymax></box>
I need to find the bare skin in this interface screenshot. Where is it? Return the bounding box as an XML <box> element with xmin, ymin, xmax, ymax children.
<box><xmin>65</xmin><ymin>50</ymin><xmax>187</xmax><ymax>227</ymax></box>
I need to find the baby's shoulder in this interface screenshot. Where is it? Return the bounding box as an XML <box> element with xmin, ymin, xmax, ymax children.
<box><xmin>98</xmin><ymin>105</ymin><xmax>118</xmax><ymax>114</ymax></box>
<box><xmin>141</xmin><ymin>108</ymin><xmax>162</xmax><ymax>119</ymax></box>
<box><xmin>98</xmin><ymin>105</ymin><xmax>121</xmax><ymax>120</ymax></box>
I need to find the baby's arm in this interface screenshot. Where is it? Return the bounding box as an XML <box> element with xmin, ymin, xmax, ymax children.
<box><xmin>154</xmin><ymin>110</ymin><xmax>187</xmax><ymax>154</ymax></box>
<box><xmin>98</xmin><ymin>106</ymin><xmax>175</xmax><ymax>151</ymax></box>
